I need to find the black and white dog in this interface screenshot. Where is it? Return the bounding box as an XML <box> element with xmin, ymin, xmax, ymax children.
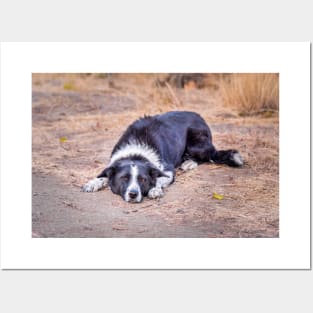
<box><xmin>82</xmin><ymin>111</ymin><xmax>243</xmax><ymax>202</ymax></box>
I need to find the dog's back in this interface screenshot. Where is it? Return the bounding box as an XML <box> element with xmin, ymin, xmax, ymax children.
<box><xmin>112</xmin><ymin>111</ymin><xmax>210</xmax><ymax>169</ymax></box>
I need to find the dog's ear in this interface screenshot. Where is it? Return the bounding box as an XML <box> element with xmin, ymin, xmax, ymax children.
<box><xmin>149</xmin><ymin>166</ymin><xmax>169</xmax><ymax>179</ymax></box>
<box><xmin>97</xmin><ymin>166</ymin><xmax>115</xmax><ymax>178</ymax></box>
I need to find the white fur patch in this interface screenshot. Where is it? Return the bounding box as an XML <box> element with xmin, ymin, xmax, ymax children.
<box><xmin>148</xmin><ymin>187</ymin><xmax>164</xmax><ymax>199</ymax></box>
<box><xmin>148</xmin><ymin>170</ymin><xmax>174</xmax><ymax>199</ymax></box>
<box><xmin>82</xmin><ymin>177</ymin><xmax>108</xmax><ymax>192</ymax></box>
<box><xmin>109</xmin><ymin>141</ymin><xmax>163</xmax><ymax>170</ymax></box>
<box><xmin>180</xmin><ymin>159</ymin><xmax>198</xmax><ymax>171</ymax></box>
<box><xmin>125</xmin><ymin>164</ymin><xmax>142</xmax><ymax>202</ymax></box>
<box><xmin>233</xmin><ymin>152</ymin><xmax>244</xmax><ymax>166</ymax></box>
<box><xmin>156</xmin><ymin>171</ymin><xmax>174</xmax><ymax>188</ymax></box>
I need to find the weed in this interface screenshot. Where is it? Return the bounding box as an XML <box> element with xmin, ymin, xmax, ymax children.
<box><xmin>219</xmin><ymin>73</ymin><xmax>279</xmax><ymax>116</ymax></box>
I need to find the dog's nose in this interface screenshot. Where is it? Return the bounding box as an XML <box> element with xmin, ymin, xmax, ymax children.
<box><xmin>129</xmin><ymin>190</ymin><xmax>138</xmax><ymax>199</ymax></box>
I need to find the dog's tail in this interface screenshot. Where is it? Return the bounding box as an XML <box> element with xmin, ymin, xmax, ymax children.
<box><xmin>211</xmin><ymin>149</ymin><xmax>244</xmax><ymax>167</ymax></box>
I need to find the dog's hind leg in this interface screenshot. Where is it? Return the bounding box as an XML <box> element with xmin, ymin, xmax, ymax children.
<box><xmin>211</xmin><ymin>148</ymin><xmax>244</xmax><ymax>167</ymax></box>
<box><xmin>185</xmin><ymin>126</ymin><xmax>244</xmax><ymax>167</ymax></box>
<box><xmin>186</xmin><ymin>143</ymin><xmax>244</xmax><ymax>167</ymax></box>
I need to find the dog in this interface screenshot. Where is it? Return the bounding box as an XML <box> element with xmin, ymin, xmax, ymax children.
<box><xmin>82</xmin><ymin>111</ymin><xmax>243</xmax><ymax>202</ymax></box>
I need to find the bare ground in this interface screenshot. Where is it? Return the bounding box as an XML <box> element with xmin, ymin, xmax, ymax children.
<box><xmin>32</xmin><ymin>74</ymin><xmax>279</xmax><ymax>238</ymax></box>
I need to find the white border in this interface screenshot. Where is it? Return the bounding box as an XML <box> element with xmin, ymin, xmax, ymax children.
<box><xmin>0</xmin><ymin>42</ymin><xmax>310</xmax><ymax>269</ymax></box>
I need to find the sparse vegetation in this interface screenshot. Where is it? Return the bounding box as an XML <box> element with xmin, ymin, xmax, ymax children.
<box><xmin>219</xmin><ymin>73</ymin><xmax>279</xmax><ymax>116</ymax></box>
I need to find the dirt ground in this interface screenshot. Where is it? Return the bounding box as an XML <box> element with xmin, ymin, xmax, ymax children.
<box><xmin>32</xmin><ymin>74</ymin><xmax>279</xmax><ymax>238</ymax></box>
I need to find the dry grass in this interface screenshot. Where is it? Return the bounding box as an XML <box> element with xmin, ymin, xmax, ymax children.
<box><xmin>219</xmin><ymin>73</ymin><xmax>279</xmax><ymax>116</ymax></box>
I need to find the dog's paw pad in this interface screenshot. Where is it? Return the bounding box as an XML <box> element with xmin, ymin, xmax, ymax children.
<box><xmin>148</xmin><ymin>187</ymin><xmax>164</xmax><ymax>199</ymax></box>
<box><xmin>81</xmin><ymin>177</ymin><xmax>108</xmax><ymax>192</ymax></box>
<box><xmin>231</xmin><ymin>152</ymin><xmax>244</xmax><ymax>166</ymax></box>
<box><xmin>180</xmin><ymin>159</ymin><xmax>198</xmax><ymax>171</ymax></box>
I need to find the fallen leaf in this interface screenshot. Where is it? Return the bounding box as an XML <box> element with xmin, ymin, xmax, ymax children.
<box><xmin>59</xmin><ymin>136</ymin><xmax>67</xmax><ymax>143</ymax></box>
<box><xmin>213</xmin><ymin>192</ymin><xmax>224</xmax><ymax>200</ymax></box>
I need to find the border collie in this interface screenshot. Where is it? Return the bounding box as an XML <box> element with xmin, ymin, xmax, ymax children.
<box><xmin>82</xmin><ymin>111</ymin><xmax>243</xmax><ymax>202</ymax></box>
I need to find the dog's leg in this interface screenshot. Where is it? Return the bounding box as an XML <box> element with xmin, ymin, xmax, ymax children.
<box><xmin>187</xmin><ymin>143</ymin><xmax>244</xmax><ymax>167</ymax></box>
<box><xmin>148</xmin><ymin>170</ymin><xmax>174</xmax><ymax>199</ymax></box>
<box><xmin>180</xmin><ymin>159</ymin><xmax>198</xmax><ymax>171</ymax></box>
<box><xmin>212</xmin><ymin>149</ymin><xmax>244</xmax><ymax>167</ymax></box>
<box><xmin>81</xmin><ymin>177</ymin><xmax>108</xmax><ymax>192</ymax></box>
<box><xmin>186</xmin><ymin>126</ymin><xmax>244</xmax><ymax>167</ymax></box>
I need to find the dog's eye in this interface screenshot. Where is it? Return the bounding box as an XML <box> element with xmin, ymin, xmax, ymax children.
<box><xmin>138</xmin><ymin>176</ymin><xmax>146</xmax><ymax>183</ymax></box>
<box><xmin>121</xmin><ymin>175</ymin><xmax>129</xmax><ymax>181</ymax></box>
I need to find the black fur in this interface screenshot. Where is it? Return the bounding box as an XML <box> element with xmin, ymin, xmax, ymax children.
<box><xmin>111</xmin><ymin>111</ymin><xmax>242</xmax><ymax>169</ymax></box>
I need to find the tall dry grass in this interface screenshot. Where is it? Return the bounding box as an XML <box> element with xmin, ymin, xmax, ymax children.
<box><xmin>219</xmin><ymin>73</ymin><xmax>279</xmax><ymax>116</ymax></box>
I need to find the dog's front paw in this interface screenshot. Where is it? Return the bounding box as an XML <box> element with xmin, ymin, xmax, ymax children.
<box><xmin>148</xmin><ymin>187</ymin><xmax>164</xmax><ymax>199</ymax></box>
<box><xmin>81</xmin><ymin>177</ymin><xmax>108</xmax><ymax>192</ymax></box>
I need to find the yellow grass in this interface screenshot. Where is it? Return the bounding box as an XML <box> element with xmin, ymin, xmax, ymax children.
<box><xmin>219</xmin><ymin>73</ymin><xmax>279</xmax><ymax>116</ymax></box>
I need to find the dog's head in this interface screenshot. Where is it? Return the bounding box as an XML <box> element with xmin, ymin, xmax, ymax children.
<box><xmin>98</xmin><ymin>159</ymin><xmax>168</xmax><ymax>203</ymax></box>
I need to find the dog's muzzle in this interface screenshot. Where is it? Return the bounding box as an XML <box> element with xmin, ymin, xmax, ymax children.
<box><xmin>125</xmin><ymin>189</ymin><xmax>142</xmax><ymax>203</ymax></box>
